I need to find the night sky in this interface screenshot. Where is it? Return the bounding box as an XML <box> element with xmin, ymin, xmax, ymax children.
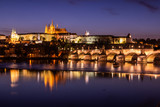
<box><xmin>0</xmin><ymin>0</ymin><xmax>160</xmax><ymax>38</ymax></box>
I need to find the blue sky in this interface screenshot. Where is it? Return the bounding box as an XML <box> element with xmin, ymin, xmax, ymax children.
<box><xmin>0</xmin><ymin>0</ymin><xmax>160</xmax><ymax>38</ymax></box>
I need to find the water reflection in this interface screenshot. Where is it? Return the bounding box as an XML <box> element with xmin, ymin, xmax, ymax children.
<box><xmin>1</xmin><ymin>67</ymin><xmax>160</xmax><ymax>107</ymax></box>
<box><xmin>1</xmin><ymin>69</ymin><xmax>159</xmax><ymax>91</ymax></box>
<box><xmin>2</xmin><ymin>60</ymin><xmax>160</xmax><ymax>73</ymax></box>
<box><xmin>10</xmin><ymin>69</ymin><xmax>19</xmax><ymax>88</ymax></box>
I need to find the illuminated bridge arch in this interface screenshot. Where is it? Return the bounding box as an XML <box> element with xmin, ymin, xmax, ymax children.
<box><xmin>68</xmin><ymin>52</ymin><xmax>78</xmax><ymax>60</ymax></box>
<box><xmin>84</xmin><ymin>53</ymin><xmax>92</xmax><ymax>60</ymax></box>
<box><xmin>125</xmin><ymin>53</ymin><xmax>138</xmax><ymax>62</ymax></box>
<box><xmin>78</xmin><ymin>52</ymin><xmax>85</xmax><ymax>60</ymax></box>
<box><xmin>147</xmin><ymin>53</ymin><xmax>160</xmax><ymax>63</ymax></box>
<box><xmin>137</xmin><ymin>54</ymin><xmax>147</xmax><ymax>63</ymax></box>
<box><xmin>116</xmin><ymin>54</ymin><xmax>125</xmax><ymax>62</ymax></box>
<box><xmin>92</xmin><ymin>53</ymin><xmax>99</xmax><ymax>60</ymax></box>
<box><xmin>98</xmin><ymin>52</ymin><xmax>107</xmax><ymax>61</ymax></box>
<box><xmin>107</xmin><ymin>53</ymin><xmax>117</xmax><ymax>61</ymax></box>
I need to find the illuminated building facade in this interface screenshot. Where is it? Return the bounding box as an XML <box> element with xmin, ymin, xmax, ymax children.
<box><xmin>45</xmin><ymin>20</ymin><xmax>68</xmax><ymax>34</ymax></box>
<box><xmin>0</xmin><ymin>34</ymin><xmax>6</xmax><ymax>40</ymax></box>
<box><xmin>10</xmin><ymin>30</ymin><xmax>56</xmax><ymax>43</ymax></box>
<box><xmin>72</xmin><ymin>35</ymin><xmax>113</xmax><ymax>44</ymax></box>
<box><xmin>72</xmin><ymin>33</ymin><xmax>133</xmax><ymax>44</ymax></box>
<box><xmin>10</xmin><ymin>21</ymin><xmax>133</xmax><ymax>44</ymax></box>
<box><xmin>11</xmin><ymin>29</ymin><xmax>19</xmax><ymax>43</ymax></box>
<box><xmin>10</xmin><ymin>21</ymin><xmax>77</xmax><ymax>43</ymax></box>
<box><xmin>113</xmin><ymin>33</ymin><xmax>133</xmax><ymax>44</ymax></box>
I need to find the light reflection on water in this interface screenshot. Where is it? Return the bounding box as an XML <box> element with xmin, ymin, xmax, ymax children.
<box><xmin>1</xmin><ymin>60</ymin><xmax>160</xmax><ymax>106</ymax></box>
<box><xmin>0</xmin><ymin>69</ymin><xmax>160</xmax><ymax>91</ymax></box>
<box><xmin>0</xmin><ymin>69</ymin><xmax>160</xmax><ymax>107</ymax></box>
<box><xmin>0</xmin><ymin>60</ymin><xmax>160</xmax><ymax>73</ymax></box>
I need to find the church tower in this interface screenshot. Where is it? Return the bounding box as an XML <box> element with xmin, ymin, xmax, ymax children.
<box><xmin>11</xmin><ymin>29</ymin><xmax>19</xmax><ymax>43</ymax></box>
<box><xmin>45</xmin><ymin>24</ymin><xmax>48</xmax><ymax>33</ymax></box>
<box><xmin>44</xmin><ymin>20</ymin><xmax>68</xmax><ymax>34</ymax></box>
<box><xmin>49</xmin><ymin>20</ymin><xmax>55</xmax><ymax>34</ymax></box>
<box><xmin>56</xmin><ymin>24</ymin><xmax>58</xmax><ymax>28</ymax></box>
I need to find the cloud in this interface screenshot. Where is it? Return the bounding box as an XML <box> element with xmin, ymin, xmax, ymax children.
<box><xmin>102</xmin><ymin>8</ymin><xmax>119</xmax><ymax>15</ymax></box>
<box><xmin>138</xmin><ymin>0</ymin><xmax>158</xmax><ymax>12</ymax></box>
<box><xmin>126</xmin><ymin>0</ymin><xmax>159</xmax><ymax>12</ymax></box>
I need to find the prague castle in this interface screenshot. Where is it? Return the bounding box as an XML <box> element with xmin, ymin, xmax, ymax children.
<box><xmin>10</xmin><ymin>21</ymin><xmax>77</xmax><ymax>43</ymax></box>
<box><xmin>10</xmin><ymin>20</ymin><xmax>133</xmax><ymax>44</ymax></box>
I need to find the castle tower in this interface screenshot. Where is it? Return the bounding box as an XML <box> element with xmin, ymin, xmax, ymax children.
<box><xmin>45</xmin><ymin>24</ymin><xmax>48</xmax><ymax>33</ymax></box>
<box><xmin>11</xmin><ymin>29</ymin><xmax>19</xmax><ymax>43</ymax></box>
<box><xmin>56</xmin><ymin>24</ymin><xmax>58</xmax><ymax>28</ymax></box>
<box><xmin>127</xmin><ymin>33</ymin><xmax>131</xmax><ymax>38</ymax></box>
<box><xmin>85</xmin><ymin>31</ymin><xmax>90</xmax><ymax>36</ymax></box>
<box><xmin>50</xmin><ymin>20</ymin><xmax>55</xmax><ymax>34</ymax></box>
<box><xmin>126</xmin><ymin>33</ymin><xmax>133</xmax><ymax>43</ymax></box>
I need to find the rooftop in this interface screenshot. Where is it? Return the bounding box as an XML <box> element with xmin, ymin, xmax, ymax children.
<box><xmin>18</xmin><ymin>32</ymin><xmax>77</xmax><ymax>35</ymax></box>
<box><xmin>79</xmin><ymin>35</ymin><xmax>114</xmax><ymax>37</ymax></box>
<box><xmin>0</xmin><ymin>34</ymin><xmax>5</xmax><ymax>36</ymax></box>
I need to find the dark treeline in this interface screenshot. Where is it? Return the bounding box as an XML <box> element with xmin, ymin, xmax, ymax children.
<box><xmin>133</xmin><ymin>38</ymin><xmax>160</xmax><ymax>46</ymax></box>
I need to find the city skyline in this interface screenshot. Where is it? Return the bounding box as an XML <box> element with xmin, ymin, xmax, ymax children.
<box><xmin>0</xmin><ymin>0</ymin><xmax>160</xmax><ymax>38</ymax></box>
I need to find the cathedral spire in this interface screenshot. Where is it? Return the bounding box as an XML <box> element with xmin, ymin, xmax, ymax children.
<box><xmin>45</xmin><ymin>24</ymin><xmax>48</xmax><ymax>33</ymax></box>
<box><xmin>51</xmin><ymin>20</ymin><xmax>53</xmax><ymax>26</ymax></box>
<box><xmin>50</xmin><ymin>20</ymin><xmax>55</xmax><ymax>34</ymax></box>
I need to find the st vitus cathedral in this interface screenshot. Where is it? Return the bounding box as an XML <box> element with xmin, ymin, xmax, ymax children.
<box><xmin>45</xmin><ymin>20</ymin><xmax>68</xmax><ymax>34</ymax></box>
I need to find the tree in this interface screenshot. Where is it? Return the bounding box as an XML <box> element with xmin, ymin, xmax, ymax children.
<box><xmin>19</xmin><ymin>37</ymin><xmax>24</xmax><ymax>41</ymax></box>
<box><xmin>32</xmin><ymin>36</ymin><xmax>37</xmax><ymax>41</ymax></box>
<box><xmin>52</xmin><ymin>37</ymin><xmax>57</xmax><ymax>42</ymax></box>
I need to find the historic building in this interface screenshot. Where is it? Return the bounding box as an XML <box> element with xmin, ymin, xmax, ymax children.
<box><xmin>72</xmin><ymin>35</ymin><xmax>113</xmax><ymax>44</ymax></box>
<box><xmin>0</xmin><ymin>34</ymin><xmax>6</xmax><ymax>40</ymax></box>
<box><xmin>72</xmin><ymin>33</ymin><xmax>133</xmax><ymax>44</ymax></box>
<box><xmin>10</xmin><ymin>21</ymin><xmax>77</xmax><ymax>43</ymax></box>
<box><xmin>10</xmin><ymin>29</ymin><xmax>19</xmax><ymax>43</ymax></box>
<box><xmin>10</xmin><ymin>20</ymin><xmax>133</xmax><ymax>44</ymax></box>
<box><xmin>45</xmin><ymin>20</ymin><xmax>68</xmax><ymax>34</ymax></box>
<box><xmin>10</xmin><ymin>29</ymin><xmax>55</xmax><ymax>43</ymax></box>
<box><xmin>113</xmin><ymin>33</ymin><xmax>133</xmax><ymax>44</ymax></box>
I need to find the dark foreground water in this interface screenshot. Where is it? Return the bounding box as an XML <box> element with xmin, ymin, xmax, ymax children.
<box><xmin>1</xmin><ymin>60</ymin><xmax>160</xmax><ymax>107</ymax></box>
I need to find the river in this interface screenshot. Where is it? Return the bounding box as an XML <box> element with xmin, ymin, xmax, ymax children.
<box><xmin>0</xmin><ymin>60</ymin><xmax>160</xmax><ymax>107</ymax></box>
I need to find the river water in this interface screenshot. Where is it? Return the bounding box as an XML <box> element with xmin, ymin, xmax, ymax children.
<box><xmin>1</xmin><ymin>60</ymin><xmax>160</xmax><ymax>107</ymax></box>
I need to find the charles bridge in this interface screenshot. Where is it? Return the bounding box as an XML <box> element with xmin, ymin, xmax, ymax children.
<box><xmin>68</xmin><ymin>47</ymin><xmax>160</xmax><ymax>63</ymax></box>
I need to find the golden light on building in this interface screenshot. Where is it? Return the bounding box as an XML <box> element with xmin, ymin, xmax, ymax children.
<box><xmin>45</xmin><ymin>20</ymin><xmax>68</xmax><ymax>34</ymax></box>
<box><xmin>120</xmin><ymin>38</ymin><xmax>125</xmax><ymax>44</ymax></box>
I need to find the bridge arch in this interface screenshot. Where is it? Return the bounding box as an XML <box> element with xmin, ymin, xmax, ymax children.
<box><xmin>137</xmin><ymin>54</ymin><xmax>147</xmax><ymax>63</ymax></box>
<box><xmin>98</xmin><ymin>51</ymin><xmax>107</xmax><ymax>61</ymax></box>
<box><xmin>68</xmin><ymin>52</ymin><xmax>78</xmax><ymax>60</ymax></box>
<box><xmin>125</xmin><ymin>53</ymin><xmax>138</xmax><ymax>62</ymax></box>
<box><xmin>147</xmin><ymin>53</ymin><xmax>160</xmax><ymax>63</ymax></box>
<box><xmin>84</xmin><ymin>53</ymin><xmax>92</xmax><ymax>60</ymax></box>
<box><xmin>116</xmin><ymin>54</ymin><xmax>125</xmax><ymax>62</ymax></box>
<box><xmin>92</xmin><ymin>53</ymin><xmax>99</xmax><ymax>60</ymax></box>
<box><xmin>78</xmin><ymin>52</ymin><xmax>85</xmax><ymax>60</ymax></box>
<box><xmin>107</xmin><ymin>53</ymin><xmax>117</xmax><ymax>62</ymax></box>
